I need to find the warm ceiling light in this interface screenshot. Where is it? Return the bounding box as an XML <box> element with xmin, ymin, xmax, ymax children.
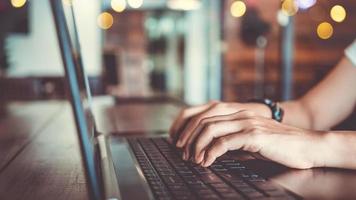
<box><xmin>330</xmin><ymin>5</ymin><xmax>346</xmax><ymax>23</ymax></box>
<box><xmin>97</xmin><ymin>12</ymin><xmax>114</xmax><ymax>30</ymax></box>
<box><xmin>281</xmin><ymin>0</ymin><xmax>299</xmax><ymax>16</ymax></box>
<box><xmin>296</xmin><ymin>0</ymin><xmax>316</xmax><ymax>10</ymax></box>
<box><xmin>11</xmin><ymin>0</ymin><xmax>27</xmax><ymax>8</ymax></box>
<box><xmin>230</xmin><ymin>1</ymin><xmax>246</xmax><ymax>18</ymax></box>
<box><xmin>317</xmin><ymin>22</ymin><xmax>333</xmax><ymax>40</ymax></box>
<box><xmin>127</xmin><ymin>0</ymin><xmax>143</xmax><ymax>9</ymax></box>
<box><xmin>111</xmin><ymin>0</ymin><xmax>126</xmax><ymax>12</ymax></box>
<box><xmin>167</xmin><ymin>0</ymin><xmax>202</xmax><ymax>11</ymax></box>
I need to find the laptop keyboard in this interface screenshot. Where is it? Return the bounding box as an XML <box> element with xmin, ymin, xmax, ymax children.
<box><xmin>128</xmin><ymin>137</ymin><xmax>297</xmax><ymax>200</ymax></box>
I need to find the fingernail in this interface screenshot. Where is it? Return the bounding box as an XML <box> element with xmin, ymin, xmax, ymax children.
<box><xmin>196</xmin><ymin>151</ymin><xmax>205</xmax><ymax>163</ymax></box>
<box><xmin>203</xmin><ymin>161</ymin><xmax>210</xmax><ymax>167</ymax></box>
<box><xmin>176</xmin><ymin>140</ymin><xmax>182</xmax><ymax>147</ymax></box>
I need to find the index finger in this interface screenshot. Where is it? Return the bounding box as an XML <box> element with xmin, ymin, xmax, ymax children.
<box><xmin>169</xmin><ymin>101</ymin><xmax>218</xmax><ymax>140</ymax></box>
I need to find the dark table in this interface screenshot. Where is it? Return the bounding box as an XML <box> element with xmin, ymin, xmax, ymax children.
<box><xmin>0</xmin><ymin>97</ymin><xmax>181</xmax><ymax>199</ymax></box>
<box><xmin>2</xmin><ymin>97</ymin><xmax>356</xmax><ymax>199</ymax></box>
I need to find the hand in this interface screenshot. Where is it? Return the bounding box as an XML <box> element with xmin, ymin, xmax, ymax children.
<box><xmin>169</xmin><ymin>101</ymin><xmax>271</xmax><ymax>148</ymax></box>
<box><xmin>179</xmin><ymin>110</ymin><xmax>326</xmax><ymax>169</ymax></box>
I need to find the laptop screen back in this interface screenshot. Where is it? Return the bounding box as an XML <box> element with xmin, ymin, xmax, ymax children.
<box><xmin>50</xmin><ymin>0</ymin><xmax>102</xmax><ymax>199</ymax></box>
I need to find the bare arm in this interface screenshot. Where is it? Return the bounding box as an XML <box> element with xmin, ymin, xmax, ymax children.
<box><xmin>281</xmin><ymin>57</ymin><xmax>356</xmax><ymax>130</ymax></box>
<box><xmin>170</xmin><ymin>58</ymin><xmax>356</xmax><ymax>150</ymax></box>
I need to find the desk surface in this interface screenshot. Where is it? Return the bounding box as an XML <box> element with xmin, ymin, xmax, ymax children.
<box><xmin>0</xmin><ymin>97</ymin><xmax>181</xmax><ymax>199</ymax></box>
<box><xmin>2</xmin><ymin>97</ymin><xmax>356</xmax><ymax>200</ymax></box>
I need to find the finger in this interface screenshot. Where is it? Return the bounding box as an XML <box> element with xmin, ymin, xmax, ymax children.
<box><xmin>177</xmin><ymin>103</ymin><xmax>236</xmax><ymax>147</ymax></box>
<box><xmin>193</xmin><ymin>111</ymin><xmax>255</xmax><ymax>163</ymax></box>
<box><xmin>202</xmin><ymin>133</ymin><xmax>251</xmax><ymax>167</ymax></box>
<box><xmin>169</xmin><ymin>101</ymin><xmax>217</xmax><ymax>139</ymax></box>
<box><xmin>191</xmin><ymin>119</ymin><xmax>247</xmax><ymax>163</ymax></box>
<box><xmin>182</xmin><ymin>113</ymin><xmax>242</xmax><ymax>160</ymax></box>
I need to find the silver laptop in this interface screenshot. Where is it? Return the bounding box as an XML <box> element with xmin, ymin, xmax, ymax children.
<box><xmin>50</xmin><ymin>1</ymin><xmax>356</xmax><ymax>200</ymax></box>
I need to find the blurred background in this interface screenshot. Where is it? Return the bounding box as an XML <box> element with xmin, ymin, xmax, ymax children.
<box><xmin>0</xmin><ymin>0</ymin><xmax>355</xmax><ymax>126</ymax></box>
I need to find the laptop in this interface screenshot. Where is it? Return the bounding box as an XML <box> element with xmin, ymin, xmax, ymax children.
<box><xmin>50</xmin><ymin>1</ymin><xmax>356</xmax><ymax>200</ymax></box>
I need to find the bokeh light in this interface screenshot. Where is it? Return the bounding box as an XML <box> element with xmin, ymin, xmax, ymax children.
<box><xmin>230</xmin><ymin>1</ymin><xmax>246</xmax><ymax>18</ymax></box>
<box><xmin>330</xmin><ymin>5</ymin><xmax>346</xmax><ymax>23</ymax></box>
<box><xmin>296</xmin><ymin>0</ymin><xmax>316</xmax><ymax>10</ymax></box>
<box><xmin>281</xmin><ymin>0</ymin><xmax>299</xmax><ymax>16</ymax></box>
<box><xmin>11</xmin><ymin>0</ymin><xmax>27</xmax><ymax>8</ymax></box>
<box><xmin>111</xmin><ymin>0</ymin><xmax>126</xmax><ymax>12</ymax></box>
<box><xmin>97</xmin><ymin>12</ymin><xmax>114</xmax><ymax>30</ymax></box>
<box><xmin>127</xmin><ymin>0</ymin><xmax>143</xmax><ymax>9</ymax></box>
<box><xmin>317</xmin><ymin>22</ymin><xmax>333</xmax><ymax>40</ymax></box>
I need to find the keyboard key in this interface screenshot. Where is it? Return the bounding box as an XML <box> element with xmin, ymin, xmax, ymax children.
<box><xmin>198</xmin><ymin>194</ymin><xmax>220</xmax><ymax>200</ymax></box>
<box><xmin>199</xmin><ymin>173</ymin><xmax>223</xmax><ymax>183</ymax></box>
<box><xmin>254</xmin><ymin>182</ymin><xmax>278</xmax><ymax>191</ymax></box>
<box><xmin>220</xmin><ymin>192</ymin><xmax>244</xmax><ymax>199</ymax></box>
<box><xmin>209</xmin><ymin>182</ymin><xmax>230</xmax><ymax>189</ymax></box>
<box><xmin>245</xmin><ymin>191</ymin><xmax>265</xmax><ymax>198</ymax></box>
<box><xmin>219</xmin><ymin>173</ymin><xmax>243</xmax><ymax>182</ymax></box>
<box><xmin>215</xmin><ymin>187</ymin><xmax>236</xmax><ymax>193</ymax></box>
<box><xmin>128</xmin><ymin>138</ymin><xmax>297</xmax><ymax>200</ymax></box>
<box><xmin>266</xmin><ymin>189</ymin><xmax>290</xmax><ymax>197</ymax></box>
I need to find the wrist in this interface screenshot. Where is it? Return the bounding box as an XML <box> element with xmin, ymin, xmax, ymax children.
<box><xmin>314</xmin><ymin>131</ymin><xmax>356</xmax><ymax>169</ymax></box>
<box><xmin>307</xmin><ymin>130</ymin><xmax>330</xmax><ymax>168</ymax></box>
<box><xmin>247</xmin><ymin>99</ymin><xmax>284</xmax><ymax>122</ymax></box>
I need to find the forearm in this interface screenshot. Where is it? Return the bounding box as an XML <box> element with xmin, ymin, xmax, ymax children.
<box><xmin>314</xmin><ymin>131</ymin><xmax>356</xmax><ymax>169</ymax></box>
<box><xmin>280</xmin><ymin>58</ymin><xmax>356</xmax><ymax>130</ymax></box>
<box><xmin>280</xmin><ymin>100</ymin><xmax>314</xmax><ymax>129</ymax></box>
<box><xmin>242</xmin><ymin>100</ymin><xmax>314</xmax><ymax>129</ymax></box>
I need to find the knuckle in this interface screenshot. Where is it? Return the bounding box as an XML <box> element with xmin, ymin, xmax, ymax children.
<box><xmin>213</xmin><ymin>102</ymin><xmax>225</xmax><ymax>109</ymax></box>
<box><xmin>250</xmin><ymin>125</ymin><xmax>260</xmax><ymax>133</ymax></box>
<box><xmin>194</xmin><ymin>112</ymin><xmax>208</xmax><ymax>123</ymax></box>
<box><xmin>242</xmin><ymin>110</ymin><xmax>255</xmax><ymax>117</ymax></box>
<box><xmin>216</xmin><ymin>137</ymin><xmax>228</xmax><ymax>148</ymax></box>
<box><xmin>251</xmin><ymin>117</ymin><xmax>264</xmax><ymax>125</ymax></box>
<box><xmin>190</xmin><ymin>116</ymin><xmax>201</xmax><ymax>126</ymax></box>
<box><xmin>200</xmin><ymin>117</ymin><xmax>210</xmax><ymax>126</ymax></box>
<box><xmin>250</xmin><ymin>125</ymin><xmax>266</xmax><ymax>136</ymax></box>
<box><xmin>247</xmin><ymin>119</ymin><xmax>258</xmax><ymax>126</ymax></box>
<box><xmin>205</xmin><ymin>123</ymin><xmax>217</xmax><ymax>134</ymax></box>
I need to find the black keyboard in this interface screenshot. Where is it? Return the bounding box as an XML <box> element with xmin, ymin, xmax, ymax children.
<box><xmin>128</xmin><ymin>137</ymin><xmax>297</xmax><ymax>200</ymax></box>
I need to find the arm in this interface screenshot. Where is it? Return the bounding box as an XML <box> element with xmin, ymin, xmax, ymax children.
<box><xmin>280</xmin><ymin>57</ymin><xmax>356</xmax><ymax>130</ymax></box>
<box><xmin>185</xmin><ymin>110</ymin><xmax>356</xmax><ymax>170</ymax></box>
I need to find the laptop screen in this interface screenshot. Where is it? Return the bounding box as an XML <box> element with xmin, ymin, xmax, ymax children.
<box><xmin>62</xmin><ymin>1</ymin><xmax>96</xmax><ymax>134</ymax></box>
<box><xmin>50</xmin><ymin>0</ymin><xmax>102</xmax><ymax>199</ymax></box>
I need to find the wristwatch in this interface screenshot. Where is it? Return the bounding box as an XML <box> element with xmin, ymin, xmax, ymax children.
<box><xmin>249</xmin><ymin>98</ymin><xmax>284</xmax><ymax>122</ymax></box>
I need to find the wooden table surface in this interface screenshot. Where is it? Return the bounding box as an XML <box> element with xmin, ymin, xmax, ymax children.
<box><xmin>0</xmin><ymin>97</ymin><xmax>182</xmax><ymax>199</ymax></box>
